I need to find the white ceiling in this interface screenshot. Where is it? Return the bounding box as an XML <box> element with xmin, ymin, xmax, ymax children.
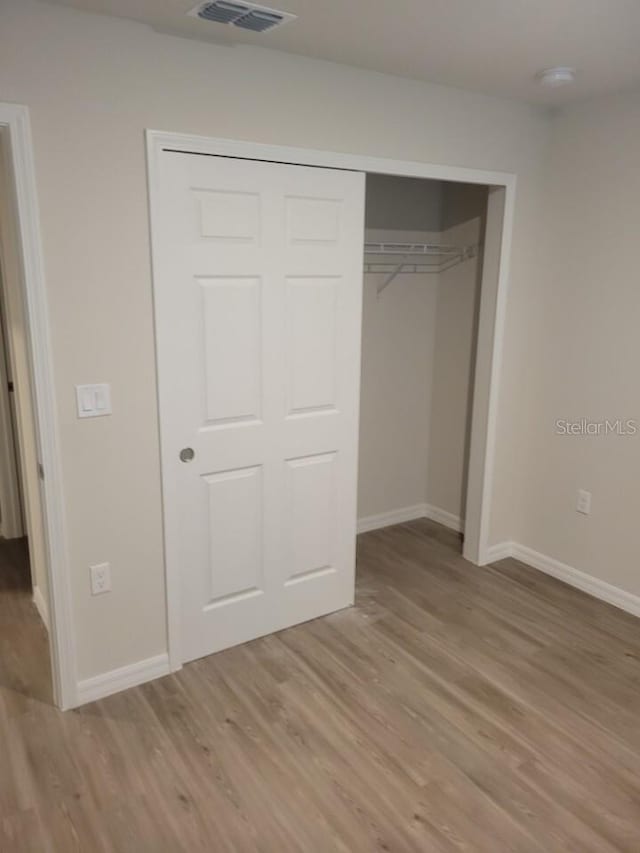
<box><xmin>43</xmin><ymin>0</ymin><xmax>640</xmax><ymax>105</ymax></box>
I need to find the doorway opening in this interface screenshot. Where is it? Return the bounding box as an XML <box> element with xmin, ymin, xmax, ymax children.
<box><xmin>0</xmin><ymin>125</ymin><xmax>54</xmax><ymax>704</ymax></box>
<box><xmin>0</xmin><ymin>103</ymin><xmax>79</xmax><ymax>711</ymax></box>
<box><xmin>357</xmin><ymin>174</ymin><xmax>496</xmax><ymax>551</ymax></box>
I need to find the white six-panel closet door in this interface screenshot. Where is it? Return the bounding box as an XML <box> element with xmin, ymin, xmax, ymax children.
<box><xmin>154</xmin><ymin>151</ymin><xmax>365</xmax><ymax>663</ymax></box>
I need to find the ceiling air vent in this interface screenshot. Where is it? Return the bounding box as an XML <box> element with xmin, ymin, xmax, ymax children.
<box><xmin>189</xmin><ymin>1</ymin><xmax>296</xmax><ymax>32</ymax></box>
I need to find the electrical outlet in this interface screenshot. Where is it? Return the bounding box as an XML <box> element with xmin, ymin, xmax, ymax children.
<box><xmin>576</xmin><ymin>489</ymin><xmax>591</xmax><ymax>515</ymax></box>
<box><xmin>90</xmin><ymin>562</ymin><xmax>111</xmax><ymax>595</ymax></box>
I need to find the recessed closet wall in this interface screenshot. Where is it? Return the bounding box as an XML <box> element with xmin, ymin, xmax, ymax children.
<box><xmin>358</xmin><ymin>175</ymin><xmax>488</xmax><ymax>531</ymax></box>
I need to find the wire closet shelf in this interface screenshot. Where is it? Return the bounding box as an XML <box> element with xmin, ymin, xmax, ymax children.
<box><xmin>364</xmin><ymin>241</ymin><xmax>479</xmax><ymax>295</ymax></box>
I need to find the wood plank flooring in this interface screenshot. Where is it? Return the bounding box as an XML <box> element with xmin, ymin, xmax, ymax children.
<box><xmin>2</xmin><ymin>520</ymin><xmax>640</xmax><ymax>851</ymax></box>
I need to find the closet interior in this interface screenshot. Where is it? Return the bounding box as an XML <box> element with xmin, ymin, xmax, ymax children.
<box><xmin>358</xmin><ymin>174</ymin><xmax>489</xmax><ymax>540</ymax></box>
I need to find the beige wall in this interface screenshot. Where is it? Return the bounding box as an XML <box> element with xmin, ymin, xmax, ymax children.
<box><xmin>365</xmin><ymin>174</ymin><xmax>444</xmax><ymax>232</ymax></box>
<box><xmin>358</xmin><ymin>227</ymin><xmax>439</xmax><ymax>519</ymax></box>
<box><xmin>358</xmin><ymin>177</ymin><xmax>441</xmax><ymax>520</ymax></box>
<box><xmin>517</xmin><ymin>91</ymin><xmax>640</xmax><ymax>597</ymax></box>
<box><xmin>427</xmin><ymin>184</ymin><xmax>487</xmax><ymax>521</ymax></box>
<box><xmin>0</xmin><ymin>0</ymin><xmax>550</xmax><ymax>680</ymax></box>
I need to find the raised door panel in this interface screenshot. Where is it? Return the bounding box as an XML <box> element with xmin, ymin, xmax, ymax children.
<box><xmin>285</xmin><ymin>452</ymin><xmax>337</xmax><ymax>586</ymax></box>
<box><xmin>198</xmin><ymin>276</ymin><xmax>262</xmax><ymax>427</ymax></box>
<box><xmin>286</xmin><ymin>277</ymin><xmax>339</xmax><ymax>417</ymax></box>
<box><xmin>202</xmin><ymin>465</ymin><xmax>263</xmax><ymax>608</ymax></box>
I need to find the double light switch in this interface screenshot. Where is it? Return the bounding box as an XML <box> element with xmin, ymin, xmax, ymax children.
<box><xmin>75</xmin><ymin>383</ymin><xmax>112</xmax><ymax>418</ymax></box>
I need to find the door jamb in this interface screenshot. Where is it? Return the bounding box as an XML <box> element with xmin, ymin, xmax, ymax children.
<box><xmin>0</xmin><ymin>102</ymin><xmax>77</xmax><ymax>710</ymax></box>
<box><xmin>0</xmin><ymin>303</ymin><xmax>23</xmax><ymax>539</ymax></box>
<box><xmin>147</xmin><ymin>130</ymin><xmax>516</xmax><ymax>672</ymax></box>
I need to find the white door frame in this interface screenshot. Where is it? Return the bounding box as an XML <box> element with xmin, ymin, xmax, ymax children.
<box><xmin>147</xmin><ymin>130</ymin><xmax>516</xmax><ymax>672</ymax></box>
<box><xmin>0</xmin><ymin>103</ymin><xmax>76</xmax><ymax>710</ymax></box>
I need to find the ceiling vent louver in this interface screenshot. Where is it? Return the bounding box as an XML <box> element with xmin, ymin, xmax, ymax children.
<box><xmin>197</xmin><ymin>2</ymin><xmax>250</xmax><ymax>24</ymax></box>
<box><xmin>235</xmin><ymin>10</ymin><xmax>283</xmax><ymax>32</ymax></box>
<box><xmin>189</xmin><ymin>1</ymin><xmax>296</xmax><ymax>32</ymax></box>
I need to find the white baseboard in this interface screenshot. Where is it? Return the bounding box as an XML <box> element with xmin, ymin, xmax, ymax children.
<box><xmin>357</xmin><ymin>503</ymin><xmax>462</xmax><ymax>535</ymax></box>
<box><xmin>483</xmin><ymin>540</ymin><xmax>516</xmax><ymax>564</ymax></box>
<box><xmin>32</xmin><ymin>585</ymin><xmax>49</xmax><ymax>631</ymax></box>
<box><xmin>485</xmin><ymin>541</ymin><xmax>640</xmax><ymax>619</ymax></box>
<box><xmin>76</xmin><ymin>653</ymin><xmax>171</xmax><ymax>706</ymax></box>
<box><xmin>423</xmin><ymin>503</ymin><xmax>463</xmax><ymax>533</ymax></box>
<box><xmin>357</xmin><ymin>504</ymin><xmax>427</xmax><ymax>534</ymax></box>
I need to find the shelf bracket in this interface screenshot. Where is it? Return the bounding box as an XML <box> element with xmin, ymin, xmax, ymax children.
<box><xmin>377</xmin><ymin>260</ymin><xmax>406</xmax><ymax>296</ymax></box>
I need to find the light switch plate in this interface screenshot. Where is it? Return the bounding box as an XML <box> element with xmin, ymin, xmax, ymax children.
<box><xmin>76</xmin><ymin>384</ymin><xmax>112</xmax><ymax>418</ymax></box>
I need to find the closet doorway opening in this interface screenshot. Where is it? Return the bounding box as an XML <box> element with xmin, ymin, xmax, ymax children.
<box><xmin>357</xmin><ymin>174</ymin><xmax>503</xmax><ymax>557</ymax></box>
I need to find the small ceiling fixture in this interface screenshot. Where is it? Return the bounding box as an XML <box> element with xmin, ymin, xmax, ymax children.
<box><xmin>536</xmin><ymin>67</ymin><xmax>576</xmax><ymax>88</ymax></box>
<box><xmin>188</xmin><ymin>1</ymin><xmax>296</xmax><ymax>33</ymax></box>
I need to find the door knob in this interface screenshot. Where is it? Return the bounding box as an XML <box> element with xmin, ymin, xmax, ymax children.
<box><xmin>179</xmin><ymin>447</ymin><xmax>195</xmax><ymax>463</ymax></box>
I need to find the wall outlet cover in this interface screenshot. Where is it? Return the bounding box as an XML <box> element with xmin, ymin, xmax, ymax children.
<box><xmin>90</xmin><ymin>562</ymin><xmax>111</xmax><ymax>595</ymax></box>
<box><xmin>576</xmin><ymin>489</ymin><xmax>592</xmax><ymax>515</ymax></box>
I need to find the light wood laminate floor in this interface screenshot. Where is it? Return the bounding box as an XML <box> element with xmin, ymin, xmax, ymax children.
<box><xmin>2</xmin><ymin>520</ymin><xmax>640</xmax><ymax>851</ymax></box>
